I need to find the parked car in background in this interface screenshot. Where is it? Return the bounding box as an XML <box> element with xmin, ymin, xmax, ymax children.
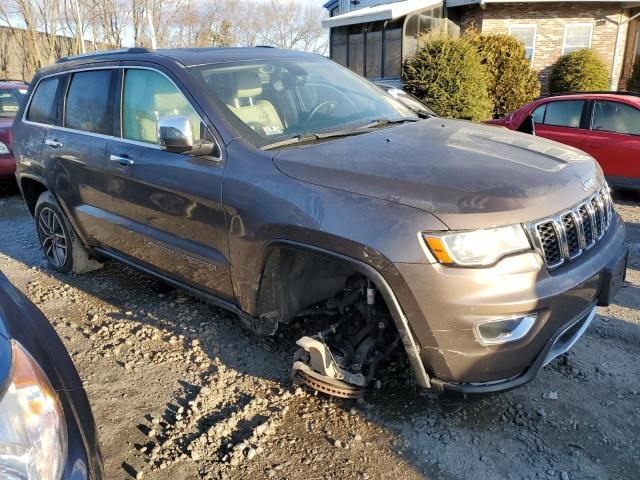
<box><xmin>0</xmin><ymin>270</ymin><xmax>103</xmax><ymax>479</ymax></box>
<box><xmin>488</xmin><ymin>92</ymin><xmax>640</xmax><ymax>191</ymax></box>
<box><xmin>0</xmin><ymin>82</ymin><xmax>27</xmax><ymax>183</ymax></box>
<box><xmin>375</xmin><ymin>82</ymin><xmax>438</xmax><ymax>118</ymax></box>
<box><xmin>12</xmin><ymin>48</ymin><xmax>627</xmax><ymax>402</ymax></box>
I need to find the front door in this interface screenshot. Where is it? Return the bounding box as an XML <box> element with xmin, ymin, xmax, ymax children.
<box><xmin>532</xmin><ymin>99</ymin><xmax>588</xmax><ymax>151</ymax></box>
<box><xmin>582</xmin><ymin>99</ymin><xmax>640</xmax><ymax>184</ymax></box>
<box><xmin>106</xmin><ymin>67</ymin><xmax>233</xmax><ymax>301</ymax></box>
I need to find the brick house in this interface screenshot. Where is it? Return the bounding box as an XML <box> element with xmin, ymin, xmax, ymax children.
<box><xmin>322</xmin><ymin>0</ymin><xmax>640</xmax><ymax>92</ymax></box>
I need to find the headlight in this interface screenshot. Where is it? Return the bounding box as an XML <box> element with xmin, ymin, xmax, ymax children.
<box><xmin>423</xmin><ymin>224</ymin><xmax>532</xmax><ymax>267</ymax></box>
<box><xmin>0</xmin><ymin>142</ymin><xmax>9</xmax><ymax>154</ymax></box>
<box><xmin>0</xmin><ymin>341</ymin><xmax>67</xmax><ymax>480</ymax></box>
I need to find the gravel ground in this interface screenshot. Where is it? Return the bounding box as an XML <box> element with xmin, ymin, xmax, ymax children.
<box><xmin>0</xmin><ymin>184</ymin><xmax>639</xmax><ymax>480</ymax></box>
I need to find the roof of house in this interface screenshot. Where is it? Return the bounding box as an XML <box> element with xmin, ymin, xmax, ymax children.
<box><xmin>322</xmin><ymin>0</ymin><xmax>442</xmax><ymax>28</ymax></box>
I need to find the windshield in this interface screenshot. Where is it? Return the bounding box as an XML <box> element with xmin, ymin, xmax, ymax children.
<box><xmin>191</xmin><ymin>57</ymin><xmax>417</xmax><ymax>148</ymax></box>
<box><xmin>0</xmin><ymin>87</ymin><xmax>27</xmax><ymax>118</ymax></box>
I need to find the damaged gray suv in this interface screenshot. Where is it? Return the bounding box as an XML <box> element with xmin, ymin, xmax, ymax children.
<box><xmin>12</xmin><ymin>48</ymin><xmax>627</xmax><ymax>400</ymax></box>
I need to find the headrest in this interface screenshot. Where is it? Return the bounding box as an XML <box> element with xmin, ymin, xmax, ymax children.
<box><xmin>235</xmin><ymin>71</ymin><xmax>262</xmax><ymax>99</ymax></box>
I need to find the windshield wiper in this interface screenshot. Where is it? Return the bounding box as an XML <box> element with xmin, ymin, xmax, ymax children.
<box><xmin>262</xmin><ymin>118</ymin><xmax>420</xmax><ymax>150</ymax></box>
<box><xmin>261</xmin><ymin>129</ymin><xmax>371</xmax><ymax>150</ymax></box>
<box><xmin>359</xmin><ymin>117</ymin><xmax>420</xmax><ymax>128</ymax></box>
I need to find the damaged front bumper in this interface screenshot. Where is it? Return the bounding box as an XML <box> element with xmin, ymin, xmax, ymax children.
<box><xmin>385</xmin><ymin>216</ymin><xmax>626</xmax><ymax>395</ymax></box>
<box><xmin>429</xmin><ymin>305</ymin><xmax>596</xmax><ymax>395</ymax></box>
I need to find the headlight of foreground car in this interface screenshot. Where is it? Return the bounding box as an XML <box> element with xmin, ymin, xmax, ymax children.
<box><xmin>423</xmin><ymin>225</ymin><xmax>531</xmax><ymax>267</ymax></box>
<box><xmin>0</xmin><ymin>142</ymin><xmax>9</xmax><ymax>154</ymax></box>
<box><xmin>0</xmin><ymin>341</ymin><xmax>67</xmax><ymax>480</ymax></box>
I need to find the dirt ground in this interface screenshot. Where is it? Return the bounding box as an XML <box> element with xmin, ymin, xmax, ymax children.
<box><xmin>0</xmin><ymin>184</ymin><xmax>639</xmax><ymax>480</ymax></box>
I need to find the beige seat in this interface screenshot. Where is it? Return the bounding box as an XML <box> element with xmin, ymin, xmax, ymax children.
<box><xmin>227</xmin><ymin>71</ymin><xmax>283</xmax><ymax>135</ymax></box>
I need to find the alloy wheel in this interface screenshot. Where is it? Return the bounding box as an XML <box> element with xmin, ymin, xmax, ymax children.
<box><xmin>38</xmin><ymin>207</ymin><xmax>68</xmax><ymax>268</ymax></box>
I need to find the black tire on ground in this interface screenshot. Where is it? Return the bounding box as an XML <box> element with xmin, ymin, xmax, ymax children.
<box><xmin>34</xmin><ymin>191</ymin><xmax>102</xmax><ymax>274</ymax></box>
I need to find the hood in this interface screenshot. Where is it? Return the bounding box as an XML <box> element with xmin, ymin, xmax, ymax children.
<box><xmin>273</xmin><ymin>119</ymin><xmax>602</xmax><ymax>230</ymax></box>
<box><xmin>0</xmin><ymin>271</ymin><xmax>82</xmax><ymax>391</ymax></box>
<box><xmin>0</xmin><ymin>274</ymin><xmax>13</xmax><ymax>389</ymax></box>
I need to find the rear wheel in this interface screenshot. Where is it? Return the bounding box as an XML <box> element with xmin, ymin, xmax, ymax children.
<box><xmin>34</xmin><ymin>191</ymin><xmax>102</xmax><ymax>274</ymax></box>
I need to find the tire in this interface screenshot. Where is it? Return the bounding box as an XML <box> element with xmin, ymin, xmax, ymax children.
<box><xmin>34</xmin><ymin>191</ymin><xmax>102</xmax><ymax>274</ymax></box>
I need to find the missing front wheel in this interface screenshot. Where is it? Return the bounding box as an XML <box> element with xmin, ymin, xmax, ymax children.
<box><xmin>291</xmin><ymin>278</ymin><xmax>399</xmax><ymax>398</ymax></box>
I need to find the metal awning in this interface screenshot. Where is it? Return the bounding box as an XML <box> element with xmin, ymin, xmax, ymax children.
<box><xmin>322</xmin><ymin>0</ymin><xmax>443</xmax><ymax>28</ymax></box>
<box><xmin>446</xmin><ymin>0</ymin><xmax>640</xmax><ymax>7</ymax></box>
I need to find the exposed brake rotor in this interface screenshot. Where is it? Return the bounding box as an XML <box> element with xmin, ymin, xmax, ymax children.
<box><xmin>291</xmin><ymin>337</ymin><xmax>368</xmax><ymax>399</ymax></box>
<box><xmin>293</xmin><ymin>366</ymin><xmax>365</xmax><ymax>399</ymax></box>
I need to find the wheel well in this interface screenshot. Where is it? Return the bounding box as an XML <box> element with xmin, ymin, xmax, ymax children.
<box><xmin>20</xmin><ymin>178</ymin><xmax>47</xmax><ymax>216</ymax></box>
<box><xmin>254</xmin><ymin>247</ymin><xmax>360</xmax><ymax>324</ymax></box>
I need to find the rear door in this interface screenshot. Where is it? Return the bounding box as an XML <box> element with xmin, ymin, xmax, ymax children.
<box><xmin>531</xmin><ymin>99</ymin><xmax>588</xmax><ymax>150</ymax></box>
<box><xmin>40</xmin><ymin>68</ymin><xmax>120</xmax><ymax>247</ymax></box>
<box><xmin>582</xmin><ymin>99</ymin><xmax>640</xmax><ymax>184</ymax></box>
<box><xmin>106</xmin><ymin>66</ymin><xmax>234</xmax><ymax>300</ymax></box>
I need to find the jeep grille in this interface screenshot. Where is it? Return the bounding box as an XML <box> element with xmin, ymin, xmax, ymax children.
<box><xmin>527</xmin><ymin>187</ymin><xmax>614</xmax><ymax>270</ymax></box>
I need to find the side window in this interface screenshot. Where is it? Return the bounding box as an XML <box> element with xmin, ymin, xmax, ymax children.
<box><xmin>65</xmin><ymin>70</ymin><xmax>114</xmax><ymax>135</ymax></box>
<box><xmin>27</xmin><ymin>76</ymin><xmax>61</xmax><ymax>125</ymax></box>
<box><xmin>122</xmin><ymin>69</ymin><xmax>203</xmax><ymax>144</ymax></box>
<box><xmin>591</xmin><ymin>101</ymin><xmax>640</xmax><ymax>136</ymax></box>
<box><xmin>532</xmin><ymin>104</ymin><xmax>546</xmax><ymax>124</ymax></box>
<box><xmin>542</xmin><ymin>100</ymin><xmax>584</xmax><ymax>128</ymax></box>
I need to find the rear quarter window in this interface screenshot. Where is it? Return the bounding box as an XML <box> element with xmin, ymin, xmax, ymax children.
<box><xmin>26</xmin><ymin>76</ymin><xmax>62</xmax><ymax>125</ymax></box>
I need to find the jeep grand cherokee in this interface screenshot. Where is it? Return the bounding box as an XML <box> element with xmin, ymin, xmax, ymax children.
<box><xmin>12</xmin><ymin>48</ymin><xmax>627</xmax><ymax>400</ymax></box>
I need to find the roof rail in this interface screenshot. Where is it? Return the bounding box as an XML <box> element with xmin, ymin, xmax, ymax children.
<box><xmin>56</xmin><ymin>47</ymin><xmax>153</xmax><ymax>64</ymax></box>
<box><xmin>538</xmin><ymin>90</ymin><xmax>640</xmax><ymax>99</ymax></box>
<box><xmin>254</xmin><ymin>45</ymin><xmax>275</xmax><ymax>48</ymax></box>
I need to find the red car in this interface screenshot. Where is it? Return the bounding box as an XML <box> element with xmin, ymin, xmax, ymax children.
<box><xmin>489</xmin><ymin>92</ymin><xmax>640</xmax><ymax>190</ymax></box>
<box><xmin>0</xmin><ymin>82</ymin><xmax>28</xmax><ymax>182</ymax></box>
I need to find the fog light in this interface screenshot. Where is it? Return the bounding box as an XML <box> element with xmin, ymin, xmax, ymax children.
<box><xmin>475</xmin><ymin>314</ymin><xmax>537</xmax><ymax>345</ymax></box>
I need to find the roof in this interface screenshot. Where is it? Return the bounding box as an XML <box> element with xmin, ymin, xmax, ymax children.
<box><xmin>39</xmin><ymin>47</ymin><xmax>318</xmax><ymax>76</ymax></box>
<box><xmin>0</xmin><ymin>81</ymin><xmax>27</xmax><ymax>88</ymax></box>
<box><xmin>447</xmin><ymin>0</ymin><xmax>640</xmax><ymax>7</ymax></box>
<box><xmin>322</xmin><ymin>0</ymin><xmax>442</xmax><ymax>28</ymax></box>
<box><xmin>535</xmin><ymin>92</ymin><xmax>640</xmax><ymax>107</ymax></box>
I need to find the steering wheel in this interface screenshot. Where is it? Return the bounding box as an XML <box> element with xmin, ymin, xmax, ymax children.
<box><xmin>307</xmin><ymin>101</ymin><xmax>336</xmax><ymax>122</ymax></box>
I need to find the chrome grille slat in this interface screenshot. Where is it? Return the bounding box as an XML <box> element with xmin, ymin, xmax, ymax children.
<box><xmin>528</xmin><ymin>187</ymin><xmax>614</xmax><ymax>270</ymax></box>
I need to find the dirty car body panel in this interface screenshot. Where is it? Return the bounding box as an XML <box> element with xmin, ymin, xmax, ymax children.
<box><xmin>11</xmin><ymin>48</ymin><xmax>627</xmax><ymax>398</ymax></box>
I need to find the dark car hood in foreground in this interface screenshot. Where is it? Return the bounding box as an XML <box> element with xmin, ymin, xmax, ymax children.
<box><xmin>0</xmin><ymin>271</ymin><xmax>83</xmax><ymax>391</ymax></box>
<box><xmin>273</xmin><ymin>119</ymin><xmax>602</xmax><ymax>230</ymax></box>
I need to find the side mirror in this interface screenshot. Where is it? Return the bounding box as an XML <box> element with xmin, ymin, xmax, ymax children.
<box><xmin>157</xmin><ymin>115</ymin><xmax>194</xmax><ymax>154</ymax></box>
<box><xmin>519</xmin><ymin>114</ymin><xmax>536</xmax><ymax>136</ymax></box>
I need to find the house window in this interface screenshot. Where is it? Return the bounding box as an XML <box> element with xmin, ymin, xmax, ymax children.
<box><xmin>329</xmin><ymin>19</ymin><xmax>404</xmax><ymax>79</ymax></box>
<box><xmin>330</xmin><ymin>6</ymin><xmax>339</xmax><ymax>17</ymax></box>
<box><xmin>562</xmin><ymin>23</ymin><xmax>593</xmax><ymax>55</ymax></box>
<box><xmin>509</xmin><ymin>24</ymin><xmax>536</xmax><ymax>63</ymax></box>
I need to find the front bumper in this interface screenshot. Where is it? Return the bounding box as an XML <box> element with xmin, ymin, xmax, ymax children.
<box><xmin>385</xmin><ymin>215</ymin><xmax>626</xmax><ymax>393</ymax></box>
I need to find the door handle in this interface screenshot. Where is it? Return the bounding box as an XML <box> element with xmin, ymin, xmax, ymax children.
<box><xmin>110</xmin><ymin>154</ymin><xmax>135</xmax><ymax>167</ymax></box>
<box><xmin>45</xmin><ymin>138</ymin><xmax>63</xmax><ymax>149</ymax></box>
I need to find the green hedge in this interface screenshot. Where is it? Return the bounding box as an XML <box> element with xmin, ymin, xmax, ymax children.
<box><xmin>628</xmin><ymin>61</ymin><xmax>640</xmax><ymax>92</ymax></box>
<box><xmin>402</xmin><ymin>37</ymin><xmax>493</xmax><ymax>121</ymax></box>
<box><xmin>467</xmin><ymin>32</ymin><xmax>540</xmax><ymax>119</ymax></box>
<box><xmin>549</xmin><ymin>49</ymin><xmax>609</xmax><ymax>93</ymax></box>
